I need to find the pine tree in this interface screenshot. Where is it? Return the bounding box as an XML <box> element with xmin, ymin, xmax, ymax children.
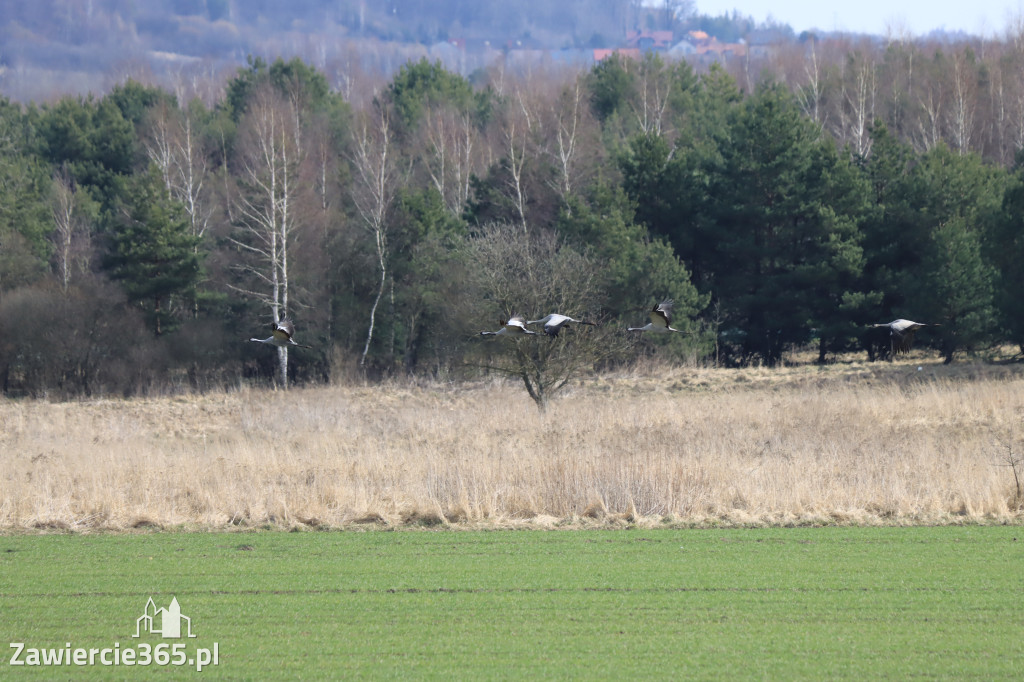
<box><xmin>903</xmin><ymin>145</ymin><xmax>1002</xmax><ymax>362</ymax></box>
<box><xmin>911</xmin><ymin>217</ymin><xmax>995</xmax><ymax>363</ymax></box>
<box><xmin>557</xmin><ymin>184</ymin><xmax>706</xmax><ymax>330</ymax></box>
<box><xmin>705</xmin><ymin>84</ymin><xmax>866</xmax><ymax>365</ymax></box>
<box><xmin>105</xmin><ymin>166</ymin><xmax>201</xmax><ymax>336</ymax></box>
<box><xmin>989</xmin><ymin>159</ymin><xmax>1024</xmax><ymax>352</ymax></box>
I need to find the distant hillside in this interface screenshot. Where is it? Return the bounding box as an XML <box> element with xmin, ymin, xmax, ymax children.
<box><xmin>0</xmin><ymin>0</ymin><xmax>979</xmax><ymax>103</ymax></box>
<box><xmin>0</xmin><ymin>0</ymin><xmax>643</xmax><ymax>101</ymax></box>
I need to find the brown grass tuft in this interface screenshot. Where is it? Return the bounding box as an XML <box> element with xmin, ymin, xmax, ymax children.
<box><xmin>401</xmin><ymin>508</ymin><xmax>447</xmax><ymax>527</ymax></box>
<box><xmin>581</xmin><ymin>500</ymin><xmax>607</xmax><ymax>519</ymax></box>
<box><xmin>444</xmin><ymin>504</ymin><xmax>470</xmax><ymax>523</ymax></box>
<box><xmin>31</xmin><ymin>520</ymin><xmax>70</xmax><ymax>531</ymax></box>
<box><xmin>351</xmin><ymin>511</ymin><xmax>388</xmax><ymax>525</ymax></box>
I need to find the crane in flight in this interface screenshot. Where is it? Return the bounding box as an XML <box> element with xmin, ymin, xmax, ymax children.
<box><xmin>480</xmin><ymin>314</ymin><xmax>538</xmax><ymax>337</ymax></box>
<box><xmin>526</xmin><ymin>313</ymin><xmax>596</xmax><ymax>338</ymax></box>
<box><xmin>627</xmin><ymin>299</ymin><xmax>684</xmax><ymax>333</ymax></box>
<box><xmin>250</xmin><ymin>319</ymin><xmax>311</xmax><ymax>348</ymax></box>
<box><xmin>869</xmin><ymin>319</ymin><xmax>931</xmax><ymax>356</ymax></box>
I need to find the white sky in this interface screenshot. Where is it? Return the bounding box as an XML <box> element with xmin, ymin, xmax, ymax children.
<box><xmin>690</xmin><ymin>0</ymin><xmax>1024</xmax><ymax>37</ymax></box>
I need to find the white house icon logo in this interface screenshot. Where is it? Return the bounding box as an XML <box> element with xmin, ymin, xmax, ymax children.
<box><xmin>133</xmin><ymin>597</ymin><xmax>196</xmax><ymax>639</ymax></box>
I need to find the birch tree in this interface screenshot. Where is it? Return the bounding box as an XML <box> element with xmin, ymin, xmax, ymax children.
<box><xmin>540</xmin><ymin>74</ymin><xmax>602</xmax><ymax>208</ymax></box>
<box><xmin>50</xmin><ymin>167</ymin><xmax>94</xmax><ymax>293</ymax></box>
<box><xmin>837</xmin><ymin>51</ymin><xmax>876</xmax><ymax>157</ymax></box>
<box><xmin>795</xmin><ymin>41</ymin><xmax>826</xmax><ymax>126</ymax></box>
<box><xmin>231</xmin><ymin>85</ymin><xmax>303</xmax><ymax>386</ymax></box>
<box><xmin>501</xmin><ymin>87</ymin><xmax>535</xmax><ymax>234</ymax></box>
<box><xmin>349</xmin><ymin>101</ymin><xmax>399</xmax><ymax>366</ymax></box>
<box><xmin>631</xmin><ymin>53</ymin><xmax>674</xmax><ymax>136</ymax></box>
<box><xmin>423</xmin><ymin>105</ymin><xmax>477</xmax><ymax>216</ymax></box>
<box><xmin>879</xmin><ymin>36</ymin><xmax>916</xmax><ymax>137</ymax></box>
<box><xmin>913</xmin><ymin>52</ymin><xmax>950</xmax><ymax>153</ymax></box>
<box><xmin>1010</xmin><ymin>58</ymin><xmax>1024</xmax><ymax>155</ymax></box>
<box><xmin>142</xmin><ymin>100</ymin><xmax>213</xmax><ymax>319</ymax></box>
<box><xmin>949</xmin><ymin>49</ymin><xmax>978</xmax><ymax>155</ymax></box>
<box><xmin>917</xmin><ymin>88</ymin><xmax>945</xmax><ymax>153</ymax></box>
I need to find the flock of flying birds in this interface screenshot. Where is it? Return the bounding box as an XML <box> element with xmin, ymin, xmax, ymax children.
<box><xmin>250</xmin><ymin>302</ymin><xmax>933</xmax><ymax>358</ymax></box>
<box><xmin>480</xmin><ymin>299</ymin><xmax>683</xmax><ymax>338</ymax></box>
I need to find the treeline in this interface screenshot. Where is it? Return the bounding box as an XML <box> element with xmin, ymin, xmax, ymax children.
<box><xmin>2</xmin><ymin>51</ymin><xmax>1024</xmax><ymax>398</ymax></box>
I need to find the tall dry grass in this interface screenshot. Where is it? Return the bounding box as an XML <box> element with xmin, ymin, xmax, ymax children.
<box><xmin>2</xmin><ymin>357</ymin><xmax>1023</xmax><ymax>531</ymax></box>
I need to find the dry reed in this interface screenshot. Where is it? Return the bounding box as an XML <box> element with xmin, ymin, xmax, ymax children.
<box><xmin>2</xmin><ymin>357</ymin><xmax>1023</xmax><ymax>531</ymax></box>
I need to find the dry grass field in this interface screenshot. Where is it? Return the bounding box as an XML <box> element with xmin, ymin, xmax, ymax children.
<box><xmin>2</xmin><ymin>354</ymin><xmax>1024</xmax><ymax>531</ymax></box>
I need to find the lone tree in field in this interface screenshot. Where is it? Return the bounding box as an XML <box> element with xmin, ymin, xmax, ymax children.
<box><xmin>466</xmin><ymin>222</ymin><xmax>631</xmax><ymax>410</ymax></box>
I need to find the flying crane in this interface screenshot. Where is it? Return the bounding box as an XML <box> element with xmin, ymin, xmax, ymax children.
<box><xmin>627</xmin><ymin>299</ymin><xmax>684</xmax><ymax>333</ymax></box>
<box><xmin>250</xmin><ymin>319</ymin><xmax>311</xmax><ymax>348</ymax></box>
<box><xmin>869</xmin><ymin>318</ymin><xmax>931</xmax><ymax>356</ymax></box>
<box><xmin>526</xmin><ymin>313</ymin><xmax>596</xmax><ymax>338</ymax></box>
<box><xmin>480</xmin><ymin>315</ymin><xmax>538</xmax><ymax>337</ymax></box>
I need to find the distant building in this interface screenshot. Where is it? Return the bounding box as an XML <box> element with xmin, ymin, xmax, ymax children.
<box><xmin>681</xmin><ymin>30</ymin><xmax>747</xmax><ymax>61</ymax></box>
<box><xmin>668</xmin><ymin>40</ymin><xmax>697</xmax><ymax>57</ymax></box>
<box><xmin>625</xmin><ymin>30</ymin><xmax>674</xmax><ymax>52</ymax></box>
<box><xmin>551</xmin><ymin>49</ymin><xmax>594</xmax><ymax>67</ymax></box>
<box><xmin>593</xmin><ymin>48</ymin><xmax>642</xmax><ymax>63</ymax></box>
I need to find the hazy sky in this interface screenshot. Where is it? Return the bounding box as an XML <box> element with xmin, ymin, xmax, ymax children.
<box><xmin>690</xmin><ymin>0</ymin><xmax>1024</xmax><ymax>36</ymax></box>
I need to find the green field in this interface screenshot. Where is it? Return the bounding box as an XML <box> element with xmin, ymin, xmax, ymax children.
<box><xmin>1</xmin><ymin>527</ymin><xmax>1022</xmax><ymax>680</ymax></box>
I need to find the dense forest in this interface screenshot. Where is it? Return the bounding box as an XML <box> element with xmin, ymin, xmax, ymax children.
<box><xmin>3</xmin><ymin>35</ymin><xmax>1024</xmax><ymax>398</ymax></box>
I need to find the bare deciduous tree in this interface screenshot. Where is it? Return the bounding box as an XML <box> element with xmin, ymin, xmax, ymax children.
<box><xmin>144</xmin><ymin>102</ymin><xmax>176</xmax><ymax>197</ymax></box>
<box><xmin>986</xmin><ymin>54</ymin><xmax>1010</xmax><ymax>164</ymax></box>
<box><xmin>502</xmin><ymin>88</ymin><xmax>535</xmax><ymax>234</ymax></box>
<box><xmin>50</xmin><ymin>167</ymin><xmax>92</xmax><ymax>293</ymax></box>
<box><xmin>878</xmin><ymin>35</ymin><xmax>916</xmax><ymax>138</ymax></box>
<box><xmin>466</xmin><ymin>222</ymin><xmax>631</xmax><ymax>411</ymax></box>
<box><xmin>631</xmin><ymin>54</ymin><xmax>674</xmax><ymax>136</ymax></box>
<box><xmin>950</xmin><ymin>49</ymin><xmax>978</xmax><ymax>154</ymax></box>
<box><xmin>539</xmin><ymin>74</ymin><xmax>601</xmax><ymax>208</ymax></box>
<box><xmin>230</xmin><ymin>85</ymin><xmax>305</xmax><ymax>387</ymax></box>
<box><xmin>142</xmin><ymin>100</ymin><xmax>212</xmax><ymax>309</ymax></box>
<box><xmin>349</xmin><ymin>101</ymin><xmax>400</xmax><ymax>366</ymax></box>
<box><xmin>423</xmin><ymin>105</ymin><xmax>478</xmax><ymax>215</ymax></box>
<box><xmin>794</xmin><ymin>41</ymin><xmax>826</xmax><ymax>126</ymax></box>
<box><xmin>837</xmin><ymin>51</ymin><xmax>876</xmax><ymax>157</ymax></box>
<box><xmin>1011</xmin><ymin>76</ymin><xmax>1024</xmax><ymax>156</ymax></box>
<box><xmin>917</xmin><ymin>87</ymin><xmax>945</xmax><ymax>153</ymax></box>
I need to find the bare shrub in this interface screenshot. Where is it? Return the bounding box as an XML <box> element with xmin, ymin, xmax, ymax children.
<box><xmin>0</xmin><ymin>279</ymin><xmax>153</xmax><ymax>398</ymax></box>
<box><xmin>996</xmin><ymin>437</ymin><xmax>1024</xmax><ymax>510</ymax></box>
<box><xmin>464</xmin><ymin>222</ymin><xmax>633</xmax><ymax>409</ymax></box>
